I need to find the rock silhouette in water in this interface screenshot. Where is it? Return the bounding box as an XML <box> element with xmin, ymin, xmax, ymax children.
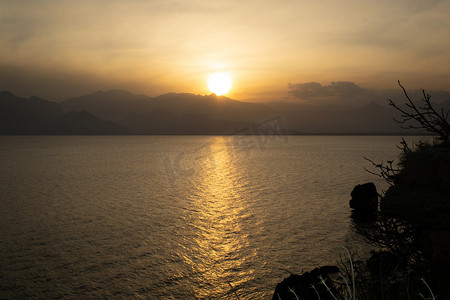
<box><xmin>349</xmin><ymin>182</ymin><xmax>378</xmax><ymax>219</ymax></box>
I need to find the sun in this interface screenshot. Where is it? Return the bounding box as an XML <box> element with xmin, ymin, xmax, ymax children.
<box><xmin>208</xmin><ymin>72</ymin><xmax>232</xmax><ymax>96</ymax></box>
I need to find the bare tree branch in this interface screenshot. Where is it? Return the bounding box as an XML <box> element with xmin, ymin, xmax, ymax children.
<box><xmin>388</xmin><ymin>81</ymin><xmax>450</xmax><ymax>143</ymax></box>
<box><xmin>364</xmin><ymin>157</ymin><xmax>401</xmax><ymax>186</ymax></box>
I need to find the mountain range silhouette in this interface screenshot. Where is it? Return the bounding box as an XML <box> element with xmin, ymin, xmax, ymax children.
<box><xmin>2</xmin><ymin>90</ymin><xmax>449</xmax><ymax>135</ymax></box>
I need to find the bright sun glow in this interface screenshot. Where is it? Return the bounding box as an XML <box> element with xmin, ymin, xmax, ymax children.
<box><xmin>208</xmin><ymin>72</ymin><xmax>232</xmax><ymax>96</ymax></box>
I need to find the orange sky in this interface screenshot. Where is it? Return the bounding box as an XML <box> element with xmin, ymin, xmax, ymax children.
<box><xmin>1</xmin><ymin>0</ymin><xmax>450</xmax><ymax>102</ymax></box>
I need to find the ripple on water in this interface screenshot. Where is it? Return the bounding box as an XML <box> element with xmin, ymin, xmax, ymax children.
<box><xmin>0</xmin><ymin>135</ymin><xmax>415</xmax><ymax>298</ymax></box>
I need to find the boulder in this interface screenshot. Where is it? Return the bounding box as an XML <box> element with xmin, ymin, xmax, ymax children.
<box><xmin>349</xmin><ymin>182</ymin><xmax>378</xmax><ymax>218</ymax></box>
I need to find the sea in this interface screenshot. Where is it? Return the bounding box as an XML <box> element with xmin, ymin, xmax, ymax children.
<box><xmin>0</xmin><ymin>135</ymin><xmax>428</xmax><ymax>299</ymax></box>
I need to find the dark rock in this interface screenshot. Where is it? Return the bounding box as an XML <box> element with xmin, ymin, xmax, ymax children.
<box><xmin>349</xmin><ymin>182</ymin><xmax>378</xmax><ymax>218</ymax></box>
<box><xmin>272</xmin><ymin>266</ymin><xmax>339</xmax><ymax>300</ymax></box>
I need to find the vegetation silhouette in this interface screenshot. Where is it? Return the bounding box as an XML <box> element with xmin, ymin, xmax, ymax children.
<box><xmin>351</xmin><ymin>82</ymin><xmax>450</xmax><ymax>299</ymax></box>
<box><xmin>273</xmin><ymin>82</ymin><xmax>450</xmax><ymax>299</ymax></box>
<box><xmin>388</xmin><ymin>80</ymin><xmax>450</xmax><ymax>143</ymax></box>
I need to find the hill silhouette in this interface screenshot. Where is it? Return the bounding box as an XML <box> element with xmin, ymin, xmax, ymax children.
<box><xmin>0</xmin><ymin>92</ymin><xmax>125</xmax><ymax>134</ymax></box>
<box><xmin>51</xmin><ymin>111</ymin><xmax>127</xmax><ymax>135</ymax></box>
<box><xmin>2</xmin><ymin>89</ymin><xmax>443</xmax><ymax>135</ymax></box>
<box><xmin>61</xmin><ymin>91</ymin><xmax>275</xmax><ymax>123</ymax></box>
<box><xmin>118</xmin><ymin>107</ymin><xmax>253</xmax><ymax>135</ymax></box>
<box><xmin>0</xmin><ymin>91</ymin><xmax>62</xmax><ymax>134</ymax></box>
<box><xmin>1</xmin><ymin>91</ymin><xmax>260</xmax><ymax>135</ymax></box>
<box><xmin>61</xmin><ymin>90</ymin><xmax>152</xmax><ymax>121</ymax></box>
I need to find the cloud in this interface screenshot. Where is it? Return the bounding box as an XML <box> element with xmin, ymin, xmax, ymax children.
<box><xmin>288</xmin><ymin>80</ymin><xmax>450</xmax><ymax>107</ymax></box>
<box><xmin>0</xmin><ymin>64</ymin><xmax>163</xmax><ymax>101</ymax></box>
<box><xmin>2</xmin><ymin>0</ymin><xmax>450</xmax><ymax>101</ymax></box>
<box><xmin>288</xmin><ymin>81</ymin><xmax>373</xmax><ymax>100</ymax></box>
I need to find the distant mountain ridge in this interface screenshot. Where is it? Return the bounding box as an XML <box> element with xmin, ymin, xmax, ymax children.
<box><xmin>1</xmin><ymin>90</ymin><xmax>262</xmax><ymax>134</ymax></box>
<box><xmin>61</xmin><ymin>91</ymin><xmax>276</xmax><ymax>123</ymax></box>
<box><xmin>0</xmin><ymin>91</ymin><xmax>125</xmax><ymax>134</ymax></box>
<box><xmin>2</xmin><ymin>89</ymin><xmax>444</xmax><ymax>135</ymax></box>
<box><xmin>62</xmin><ymin>90</ymin><xmax>152</xmax><ymax>121</ymax></box>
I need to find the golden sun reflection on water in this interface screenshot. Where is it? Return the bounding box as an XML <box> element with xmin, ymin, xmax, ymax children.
<box><xmin>183</xmin><ymin>137</ymin><xmax>254</xmax><ymax>298</ymax></box>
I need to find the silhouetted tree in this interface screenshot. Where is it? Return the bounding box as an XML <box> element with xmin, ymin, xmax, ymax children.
<box><xmin>363</xmin><ymin>138</ymin><xmax>411</xmax><ymax>187</ymax></box>
<box><xmin>388</xmin><ymin>80</ymin><xmax>450</xmax><ymax>143</ymax></box>
<box><xmin>345</xmin><ymin>82</ymin><xmax>450</xmax><ymax>299</ymax></box>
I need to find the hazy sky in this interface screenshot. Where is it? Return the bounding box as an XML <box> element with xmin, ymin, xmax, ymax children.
<box><xmin>1</xmin><ymin>0</ymin><xmax>450</xmax><ymax>102</ymax></box>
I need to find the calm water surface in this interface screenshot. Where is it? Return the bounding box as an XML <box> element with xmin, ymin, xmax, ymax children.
<box><xmin>0</xmin><ymin>135</ymin><xmax>425</xmax><ymax>299</ymax></box>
